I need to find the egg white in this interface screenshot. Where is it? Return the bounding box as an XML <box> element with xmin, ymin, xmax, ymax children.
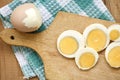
<box><xmin>83</xmin><ymin>23</ymin><xmax>110</xmax><ymax>52</ymax></box>
<box><xmin>75</xmin><ymin>47</ymin><xmax>99</xmax><ymax>70</ymax></box>
<box><xmin>57</xmin><ymin>30</ymin><xmax>85</xmax><ymax>58</ymax></box>
<box><xmin>105</xmin><ymin>42</ymin><xmax>120</xmax><ymax>68</ymax></box>
<box><xmin>108</xmin><ymin>24</ymin><xmax>120</xmax><ymax>42</ymax></box>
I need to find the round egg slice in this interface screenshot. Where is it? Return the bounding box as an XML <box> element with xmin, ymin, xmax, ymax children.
<box><xmin>75</xmin><ymin>47</ymin><xmax>99</xmax><ymax>70</ymax></box>
<box><xmin>108</xmin><ymin>24</ymin><xmax>120</xmax><ymax>41</ymax></box>
<box><xmin>83</xmin><ymin>23</ymin><xmax>110</xmax><ymax>52</ymax></box>
<box><xmin>105</xmin><ymin>42</ymin><xmax>120</xmax><ymax>68</ymax></box>
<box><xmin>57</xmin><ymin>30</ymin><xmax>85</xmax><ymax>58</ymax></box>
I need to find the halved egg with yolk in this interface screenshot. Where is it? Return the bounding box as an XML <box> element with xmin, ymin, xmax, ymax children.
<box><xmin>57</xmin><ymin>30</ymin><xmax>85</xmax><ymax>58</ymax></box>
<box><xmin>105</xmin><ymin>42</ymin><xmax>120</xmax><ymax>68</ymax></box>
<box><xmin>75</xmin><ymin>47</ymin><xmax>99</xmax><ymax>70</ymax></box>
<box><xmin>108</xmin><ymin>24</ymin><xmax>120</xmax><ymax>42</ymax></box>
<box><xmin>83</xmin><ymin>23</ymin><xmax>110</xmax><ymax>52</ymax></box>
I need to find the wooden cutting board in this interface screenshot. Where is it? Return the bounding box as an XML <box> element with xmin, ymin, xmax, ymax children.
<box><xmin>0</xmin><ymin>11</ymin><xmax>120</xmax><ymax>80</ymax></box>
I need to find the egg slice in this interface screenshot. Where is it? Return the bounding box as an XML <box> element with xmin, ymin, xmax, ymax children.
<box><xmin>83</xmin><ymin>23</ymin><xmax>110</xmax><ymax>52</ymax></box>
<box><xmin>75</xmin><ymin>47</ymin><xmax>99</xmax><ymax>70</ymax></box>
<box><xmin>105</xmin><ymin>42</ymin><xmax>120</xmax><ymax>68</ymax></box>
<box><xmin>57</xmin><ymin>30</ymin><xmax>85</xmax><ymax>58</ymax></box>
<box><xmin>108</xmin><ymin>24</ymin><xmax>120</xmax><ymax>41</ymax></box>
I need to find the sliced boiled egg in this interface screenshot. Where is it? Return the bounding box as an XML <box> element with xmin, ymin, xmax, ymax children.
<box><xmin>108</xmin><ymin>24</ymin><xmax>120</xmax><ymax>41</ymax></box>
<box><xmin>83</xmin><ymin>23</ymin><xmax>110</xmax><ymax>52</ymax></box>
<box><xmin>57</xmin><ymin>30</ymin><xmax>85</xmax><ymax>58</ymax></box>
<box><xmin>105</xmin><ymin>42</ymin><xmax>120</xmax><ymax>68</ymax></box>
<box><xmin>75</xmin><ymin>47</ymin><xmax>99</xmax><ymax>70</ymax></box>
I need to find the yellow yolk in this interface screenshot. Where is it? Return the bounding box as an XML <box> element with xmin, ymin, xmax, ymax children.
<box><xmin>87</xmin><ymin>29</ymin><xmax>106</xmax><ymax>51</ymax></box>
<box><xmin>110</xmin><ymin>30</ymin><xmax>120</xmax><ymax>41</ymax></box>
<box><xmin>59</xmin><ymin>37</ymin><xmax>78</xmax><ymax>55</ymax></box>
<box><xmin>108</xmin><ymin>46</ymin><xmax>120</xmax><ymax>67</ymax></box>
<box><xmin>79</xmin><ymin>53</ymin><xmax>95</xmax><ymax>68</ymax></box>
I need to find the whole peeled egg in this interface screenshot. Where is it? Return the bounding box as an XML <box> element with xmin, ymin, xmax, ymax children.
<box><xmin>10</xmin><ymin>3</ymin><xmax>42</xmax><ymax>32</ymax></box>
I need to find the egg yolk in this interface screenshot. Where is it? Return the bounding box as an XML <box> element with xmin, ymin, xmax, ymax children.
<box><xmin>59</xmin><ymin>37</ymin><xmax>78</xmax><ymax>55</ymax></box>
<box><xmin>108</xmin><ymin>46</ymin><xmax>120</xmax><ymax>67</ymax></box>
<box><xmin>79</xmin><ymin>52</ymin><xmax>95</xmax><ymax>68</ymax></box>
<box><xmin>110</xmin><ymin>30</ymin><xmax>120</xmax><ymax>41</ymax></box>
<box><xmin>87</xmin><ymin>29</ymin><xmax>106</xmax><ymax>51</ymax></box>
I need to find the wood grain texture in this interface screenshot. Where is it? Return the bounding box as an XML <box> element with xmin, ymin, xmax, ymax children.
<box><xmin>0</xmin><ymin>0</ymin><xmax>120</xmax><ymax>80</ymax></box>
<box><xmin>103</xmin><ymin>0</ymin><xmax>120</xmax><ymax>22</ymax></box>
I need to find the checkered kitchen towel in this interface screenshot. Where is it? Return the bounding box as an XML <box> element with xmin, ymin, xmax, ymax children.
<box><xmin>0</xmin><ymin>0</ymin><xmax>115</xmax><ymax>80</ymax></box>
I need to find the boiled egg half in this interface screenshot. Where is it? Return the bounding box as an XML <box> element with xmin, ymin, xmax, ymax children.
<box><xmin>83</xmin><ymin>23</ymin><xmax>110</xmax><ymax>52</ymax></box>
<box><xmin>105</xmin><ymin>42</ymin><xmax>120</xmax><ymax>68</ymax></box>
<box><xmin>57</xmin><ymin>30</ymin><xmax>85</xmax><ymax>58</ymax></box>
<box><xmin>75</xmin><ymin>47</ymin><xmax>99</xmax><ymax>70</ymax></box>
<box><xmin>108</xmin><ymin>24</ymin><xmax>120</xmax><ymax>42</ymax></box>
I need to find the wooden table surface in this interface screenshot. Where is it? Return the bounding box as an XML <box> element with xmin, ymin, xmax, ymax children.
<box><xmin>0</xmin><ymin>0</ymin><xmax>120</xmax><ymax>80</ymax></box>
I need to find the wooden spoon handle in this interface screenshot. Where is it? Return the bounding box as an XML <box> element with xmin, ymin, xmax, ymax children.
<box><xmin>0</xmin><ymin>28</ymin><xmax>38</xmax><ymax>50</ymax></box>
